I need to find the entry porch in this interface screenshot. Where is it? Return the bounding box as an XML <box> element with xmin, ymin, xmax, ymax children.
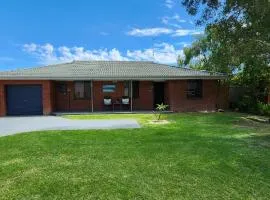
<box><xmin>53</xmin><ymin>80</ymin><xmax>166</xmax><ymax>112</ymax></box>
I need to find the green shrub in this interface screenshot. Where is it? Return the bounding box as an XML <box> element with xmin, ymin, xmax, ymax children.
<box><xmin>257</xmin><ymin>102</ymin><xmax>270</xmax><ymax>116</ymax></box>
<box><xmin>154</xmin><ymin>103</ymin><xmax>169</xmax><ymax>120</ymax></box>
<box><xmin>237</xmin><ymin>96</ymin><xmax>270</xmax><ymax>116</ymax></box>
<box><xmin>237</xmin><ymin>95</ymin><xmax>256</xmax><ymax>113</ymax></box>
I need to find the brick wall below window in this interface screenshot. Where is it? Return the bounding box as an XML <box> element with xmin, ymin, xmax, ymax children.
<box><xmin>166</xmin><ymin>80</ymin><xmax>228</xmax><ymax>112</ymax></box>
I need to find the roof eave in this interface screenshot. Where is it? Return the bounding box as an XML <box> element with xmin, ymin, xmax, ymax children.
<box><xmin>0</xmin><ymin>75</ymin><xmax>227</xmax><ymax>81</ymax></box>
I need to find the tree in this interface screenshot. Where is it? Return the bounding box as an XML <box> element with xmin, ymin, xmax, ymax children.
<box><xmin>179</xmin><ymin>0</ymin><xmax>270</xmax><ymax>105</ymax></box>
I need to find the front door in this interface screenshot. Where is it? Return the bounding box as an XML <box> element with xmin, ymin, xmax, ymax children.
<box><xmin>153</xmin><ymin>82</ymin><xmax>165</xmax><ymax>109</ymax></box>
<box><xmin>55</xmin><ymin>82</ymin><xmax>70</xmax><ymax>111</ymax></box>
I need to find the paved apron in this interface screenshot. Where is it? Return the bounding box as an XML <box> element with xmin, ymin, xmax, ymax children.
<box><xmin>0</xmin><ymin>116</ymin><xmax>140</xmax><ymax>136</ymax></box>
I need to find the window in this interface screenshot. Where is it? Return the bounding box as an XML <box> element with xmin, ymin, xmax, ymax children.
<box><xmin>56</xmin><ymin>83</ymin><xmax>67</xmax><ymax>94</ymax></box>
<box><xmin>187</xmin><ymin>80</ymin><xmax>203</xmax><ymax>98</ymax></box>
<box><xmin>124</xmin><ymin>81</ymin><xmax>130</xmax><ymax>97</ymax></box>
<box><xmin>74</xmin><ymin>81</ymin><xmax>91</xmax><ymax>99</ymax></box>
<box><xmin>132</xmin><ymin>81</ymin><xmax>139</xmax><ymax>99</ymax></box>
<box><xmin>103</xmin><ymin>84</ymin><xmax>116</xmax><ymax>93</ymax></box>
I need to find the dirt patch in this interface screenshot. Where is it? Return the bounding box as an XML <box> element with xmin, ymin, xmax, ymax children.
<box><xmin>148</xmin><ymin>120</ymin><xmax>170</xmax><ymax>125</ymax></box>
<box><xmin>232</xmin><ymin>117</ymin><xmax>270</xmax><ymax>148</ymax></box>
<box><xmin>245</xmin><ymin>116</ymin><xmax>270</xmax><ymax>124</ymax></box>
<box><xmin>234</xmin><ymin>117</ymin><xmax>269</xmax><ymax>128</ymax></box>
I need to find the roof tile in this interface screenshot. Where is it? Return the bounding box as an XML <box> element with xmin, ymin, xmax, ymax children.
<box><xmin>0</xmin><ymin>61</ymin><xmax>226</xmax><ymax>80</ymax></box>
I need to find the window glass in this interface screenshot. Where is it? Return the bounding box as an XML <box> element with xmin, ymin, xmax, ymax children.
<box><xmin>74</xmin><ymin>81</ymin><xmax>91</xmax><ymax>99</ymax></box>
<box><xmin>132</xmin><ymin>81</ymin><xmax>139</xmax><ymax>99</ymax></box>
<box><xmin>187</xmin><ymin>80</ymin><xmax>203</xmax><ymax>98</ymax></box>
<box><xmin>124</xmin><ymin>81</ymin><xmax>130</xmax><ymax>97</ymax></box>
<box><xmin>103</xmin><ymin>84</ymin><xmax>116</xmax><ymax>93</ymax></box>
<box><xmin>56</xmin><ymin>83</ymin><xmax>67</xmax><ymax>94</ymax></box>
<box><xmin>84</xmin><ymin>82</ymin><xmax>91</xmax><ymax>98</ymax></box>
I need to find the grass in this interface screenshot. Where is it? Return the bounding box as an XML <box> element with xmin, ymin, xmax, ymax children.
<box><xmin>63</xmin><ymin>113</ymin><xmax>156</xmax><ymax>125</ymax></box>
<box><xmin>1</xmin><ymin>113</ymin><xmax>270</xmax><ymax>199</ymax></box>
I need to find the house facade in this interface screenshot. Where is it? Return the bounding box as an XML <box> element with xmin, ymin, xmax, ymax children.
<box><xmin>0</xmin><ymin>61</ymin><xmax>228</xmax><ymax>116</ymax></box>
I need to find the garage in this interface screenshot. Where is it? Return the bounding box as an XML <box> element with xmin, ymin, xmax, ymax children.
<box><xmin>6</xmin><ymin>85</ymin><xmax>43</xmax><ymax>115</ymax></box>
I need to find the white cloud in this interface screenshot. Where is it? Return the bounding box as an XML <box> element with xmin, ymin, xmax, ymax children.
<box><xmin>170</xmin><ymin>14</ymin><xmax>187</xmax><ymax>23</ymax></box>
<box><xmin>161</xmin><ymin>14</ymin><xmax>187</xmax><ymax>28</ymax></box>
<box><xmin>23</xmin><ymin>43</ymin><xmax>38</xmax><ymax>52</ymax></box>
<box><xmin>172</xmin><ymin>29</ymin><xmax>204</xmax><ymax>37</ymax></box>
<box><xmin>164</xmin><ymin>0</ymin><xmax>175</xmax><ymax>9</ymax></box>
<box><xmin>126</xmin><ymin>27</ymin><xmax>203</xmax><ymax>37</ymax></box>
<box><xmin>23</xmin><ymin>43</ymin><xmax>129</xmax><ymax>65</ymax></box>
<box><xmin>176</xmin><ymin>42</ymin><xmax>191</xmax><ymax>47</ymax></box>
<box><xmin>23</xmin><ymin>43</ymin><xmax>59</xmax><ymax>64</ymax></box>
<box><xmin>189</xmin><ymin>20</ymin><xmax>194</xmax><ymax>25</ymax></box>
<box><xmin>127</xmin><ymin>43</ymin><xmax>183</xmax><ymax>64</ymax></box>
<box><xmin>22</xmin><ymin>43</ymin><xmax>183</xmax><ymax>65</ymax></box>
<box><xmin>126</xmin><ymin>28</ymin><xmax>173</xmax><ymax>37</ymax></box>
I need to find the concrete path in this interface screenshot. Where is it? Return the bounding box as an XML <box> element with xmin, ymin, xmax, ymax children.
<box><xmin>0</xmin><ymin>116</ymin><xmax>140</xmax><ymax>137</ymax></box>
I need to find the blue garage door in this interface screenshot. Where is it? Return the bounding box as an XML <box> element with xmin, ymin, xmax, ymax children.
<box><xmin>6</xmin><ymin>85</ymin><xmax>43</xmax><ymax>115</ymax></box>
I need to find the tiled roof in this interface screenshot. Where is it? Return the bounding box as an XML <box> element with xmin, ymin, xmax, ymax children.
<box><xmin>0</xmin><ymin>61</ymin><xmax>226</xmax><ymax>80</ymax></box>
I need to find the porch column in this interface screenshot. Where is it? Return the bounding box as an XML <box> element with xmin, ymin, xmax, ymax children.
<box><xmin>91</xmin><ymin>80</ymin><xmax>94</xmax><ymax>112</ymax></box>
<box><xmin>130</xmin><ymin>80</ymin><xmax>133</xmax><ymax>112</ymax></box>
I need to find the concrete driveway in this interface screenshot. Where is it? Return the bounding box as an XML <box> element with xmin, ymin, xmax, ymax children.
<box><xmin>0</xmin><ymin>116</ymin><xmax>140</xmax><ymax>137</ymax></box>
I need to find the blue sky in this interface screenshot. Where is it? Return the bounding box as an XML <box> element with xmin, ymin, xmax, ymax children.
<box><xmin>0</xmin><ymin>0</ymin><xmax>203</xmax><ymax>70</ymax></box>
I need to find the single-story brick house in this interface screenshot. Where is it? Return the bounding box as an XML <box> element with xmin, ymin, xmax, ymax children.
<box><xmin>0</xmin><ymin>61</ymin><xmax>228</xmax><ymax>116</ymax></box>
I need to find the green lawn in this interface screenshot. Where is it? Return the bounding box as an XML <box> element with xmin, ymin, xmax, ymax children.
<box><xmin>1</xmin><ymin>113</ymin><xmax>270</xmax><ymax>199</ymax></box>
<box><xmin>63</xmin><ymin>113</ymin><xmax>156</xmax><ymax>125</ymax></box>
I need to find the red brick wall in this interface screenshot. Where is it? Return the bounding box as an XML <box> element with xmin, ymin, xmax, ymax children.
<box><xmin>55</xmin><ymin>81</ymin><xmax>92</xmax><ymax>112</ymax></box>
<box><xmin>216</xmin><ymin>82</ymin><xmax>229</xmax><ymax>109</ymax></box>
<box><xmin>54</xmin><ymin>81</ymin><xmax>154</xmax><ymax>111</ymax></box>
<box><xmin>265</xmin><ymin>93</ymin><xmax>270</xmax><ymax>104</ymax></box>
<box><xmin>0</xmin><ymin>83</ymin><xmax>5</xmax><ymax>116</ymax></box>
<box><xmin>133</xmin><ymin>81</ymin><xmax>153</xmax><ymax>110</ymax></box>
<box><xmin>55</xmin><ymin>81</ymin><xmax>129</xmax><ymax>111</ymax></box>
<box><xmin>0</xmin><ymin>80</ymin><xmax>53</xmax><ymax>116</ymax></box>
<box><xmin>92</xmin><ymin>81</ymin><xmax>154</xmax><ymax>111</ymax></box>
<box><xmin>166</xmin><ymin>80</ymin><xmax>228</xmax><ymax>112</ymax></box>
<box><xmin>0</xmin><ymin>79</ymin><xmax>228</xmax><ymax>115</ymax></box>
<box><xmin>92</xmin><ymin>81</ymin><xmax>126</xmax><ymax>111</ymax></box>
